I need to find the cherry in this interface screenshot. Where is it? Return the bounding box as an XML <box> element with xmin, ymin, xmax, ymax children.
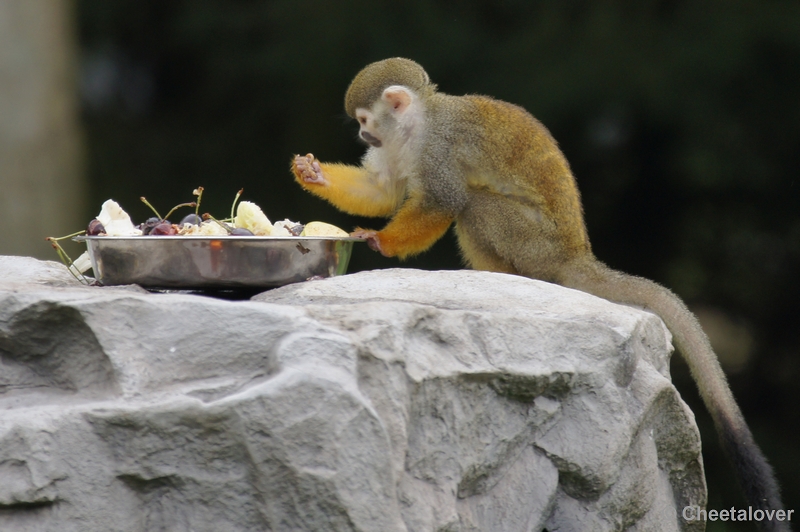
<box><xmin>87</xmin><ymin>219</ymin><xmax>106</xmax><ymax>235</ymax></box>
<box><xmin>180</xmin><ymin>213</ymin><xmax>203</xmax><ymax>226</ymax></box>
<box><xmin>149</xmin><ymin>221</ymin><xmax>178</xmax><ymax>235</ymax></box>
<box><xmin>140</xmin><ymin>217</ymin><xmax>161</xmax><ymax>235</ymax></box>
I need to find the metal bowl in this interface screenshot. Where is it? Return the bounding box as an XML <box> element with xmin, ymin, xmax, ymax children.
<box><xmin>74</xmin><ymin>235</ymin><xmax>361</xmax><ymax>289</ymax></box>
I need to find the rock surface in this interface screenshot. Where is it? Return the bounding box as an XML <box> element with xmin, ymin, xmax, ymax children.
<box><xmin>0</xmin><ymin>256</ymin><xmax>706</xmax><ymax>531</ymax></box>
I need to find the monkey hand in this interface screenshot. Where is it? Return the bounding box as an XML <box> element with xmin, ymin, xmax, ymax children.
<box><xmin>292</xmin><ymin>153</ymin><xmax>327</xmax><ymax>186</ymax></box>
<box><xmin>351</xmin><ymin>228</ymin><xmax>388</xmax><ymax>256</ymax></box>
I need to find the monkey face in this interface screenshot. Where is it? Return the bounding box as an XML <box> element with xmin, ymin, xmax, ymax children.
<box><xmin>355</xmin><ymin>86</ymin><xmax>418</xmax><ymax>150</ymax></box>
<box><xmin>356</xmin><ymin>109</ymin><xmax>383</xmax><ymax>147</ymax></box>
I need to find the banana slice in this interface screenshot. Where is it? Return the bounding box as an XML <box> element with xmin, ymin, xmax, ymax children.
<box><xmin>234</xmin><ymin>201</ymin><xmax>274</xmax><ymax>235</ymax></box>
<box><xmin>180</xmin><ymin>221</ymin><xmax>230</xmax><ymax>236</ymax></box>
<box><xmin>300</xmin><ymin>221</ymin><xmax>349</xmax><ymax>237</ymax></box>
<box><xmin>96</xmin><ymin>200</ymin><xmax>142</xmax><ymax>236</ymax></box>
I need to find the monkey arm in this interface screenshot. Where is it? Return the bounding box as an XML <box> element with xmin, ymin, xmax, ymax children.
<box><xmin>353</xmin><ymin>195</ymin><xmax>454</xmax><ymax>259</ymax></box>
<box><xmin>291</xmin><ymin>154</ymin><xmax>401</xmax><ymax>217</ymax></box>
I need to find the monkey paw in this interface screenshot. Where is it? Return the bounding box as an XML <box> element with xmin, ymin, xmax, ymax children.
<box><xmin>351</xmin><ymin>228</ymin><xmax>386</xmax><ymax>255</ymax></box>
<box><xmin>292</xmin><ymin>153</ymin><xmax>326</xmax><ymax>185</ymax></box>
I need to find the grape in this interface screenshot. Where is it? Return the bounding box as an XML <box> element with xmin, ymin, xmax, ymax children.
<box><xmin>230</xmin><ymin>228</ymin><xmax>254</xmax><ymax>236</ymax></box>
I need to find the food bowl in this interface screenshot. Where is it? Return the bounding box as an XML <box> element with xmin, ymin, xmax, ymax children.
<box><xmin>74</xmin><ymin>235</ymin><xmax>361</xmax><ymax>289</ymax></box>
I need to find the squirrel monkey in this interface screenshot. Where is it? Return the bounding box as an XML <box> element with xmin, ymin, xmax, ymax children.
<box><xmin>291</xmin><ymin>58</ymin><xmax>785</xmax><ymax>526</ymax></box>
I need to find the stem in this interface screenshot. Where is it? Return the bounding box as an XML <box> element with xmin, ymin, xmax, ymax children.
<box><xmin>45</xmin><ymin>229</ymin><xmax>86</xmax><ymax>242</ymax></box>
<box><xmin>193</xmin><ymin>186</ymin><xmax>204</xmax><ymax>216</ymax></box>
<box><xmin>163</xmin><ymin>202</ymin><xmax>196</xmax><ymax>222</ymax></box>
<box><xmin>230</xmin><ymin>188</ymin><xmax>244</xmax><ymax>221</ymax></box>
<box><xmin>140</xmin><ymin>196</ymin><xmax>162</xmax><ymax>219</ymax></box>
<box><xmin>47</xmin><ymin>239</ymin><xmax>90</xmax><ymax>284</ymax></box>
<box><xmin>202</xmin><ymin>213</ymin><xmax>233</xmax><ymax>234</ymax></box>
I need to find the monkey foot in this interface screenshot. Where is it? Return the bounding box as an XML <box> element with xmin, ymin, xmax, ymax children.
<box><xmin>351</xmin><ymin>228</ymin><xmax>385</xmax><ymax>255</ymax></box>
<box><xmin>293</xmin><ymin>153</ymin><xmax>326</xmax><ymax>185</ymax></box>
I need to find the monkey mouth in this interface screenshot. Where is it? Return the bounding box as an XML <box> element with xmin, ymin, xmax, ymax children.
<box><xmin>360</xmin><ymin>131</ymin><xmax>383</xmax><ymax>148</ymax></box>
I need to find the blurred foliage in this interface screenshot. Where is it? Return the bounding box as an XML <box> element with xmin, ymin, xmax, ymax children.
<box><xmin>76</xmin><ymin>0</ymin><xmax>799</xmax><ymax>525</ymax></box>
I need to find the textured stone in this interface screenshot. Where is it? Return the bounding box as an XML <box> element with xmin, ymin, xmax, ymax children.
<box><xmin>0</xmin><ymin>257</ymin><xmax>706</xmax><ymax>531</ymax></box>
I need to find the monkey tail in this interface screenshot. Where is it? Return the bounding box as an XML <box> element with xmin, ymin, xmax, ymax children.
<box><xmin>561</xmin><ymin>258</ymin><xmax>787</xmax><ymax>531</ymax></box>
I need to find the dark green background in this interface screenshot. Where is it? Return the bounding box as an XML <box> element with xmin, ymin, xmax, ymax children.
<box><xmin>76</xmin><ymin>1</ymin><xmax>800</xmax><ymax>528</ymax></box>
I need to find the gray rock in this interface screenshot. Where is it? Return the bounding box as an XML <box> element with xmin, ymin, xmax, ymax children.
<box><xmin>0</xmin><ymin>257</ymin><xmax>705</xmax><ymax>531</ymax></box>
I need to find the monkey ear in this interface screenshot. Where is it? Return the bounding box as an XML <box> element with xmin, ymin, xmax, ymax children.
<box><xmin>382</xmin><ymin>86</ymin><xmax>413</xmax><ymax>115</ymax></box>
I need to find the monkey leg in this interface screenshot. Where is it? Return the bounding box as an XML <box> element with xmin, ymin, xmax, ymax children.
<box><xmin>291</xmin><ymin>154</ymin><xmax>400</xmax><ymax>217</ymax></box>
<box><xmin>454</xmin><ymin>189</ymin><xmax>575</xmax><ymax>282</ymax></box>
<box><xmin>453</xmin><ymin>228</ymin><xmax>516</xmax><ymax>273</ymax></box>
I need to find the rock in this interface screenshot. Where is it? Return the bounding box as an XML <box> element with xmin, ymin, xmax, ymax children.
<box><xmin>0</xmin><ymin>257</ymin><xmax>706</xmax><ymax>531</ymax></box>
<box><xmin>0</xmin><ymin>255</ymin><xmax>84</xmax><ymax>287</ymax></box>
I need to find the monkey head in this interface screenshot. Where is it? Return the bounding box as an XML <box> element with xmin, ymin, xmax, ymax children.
<box><xmin>344</xmin><ymin>57</ymin><xmax>436</xmax><ymax>150</ymax></box>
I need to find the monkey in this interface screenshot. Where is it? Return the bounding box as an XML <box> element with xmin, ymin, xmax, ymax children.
<box><xmin>290</xmin><ymin>57</ymin><xmax>786</xmax><ymax>529</ymax></box>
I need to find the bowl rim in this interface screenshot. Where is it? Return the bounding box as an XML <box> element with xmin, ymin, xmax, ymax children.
<box><xmin>74</xmin><ymin>235</ymin><xmax>365</xmax><ymax>242</ymax></box>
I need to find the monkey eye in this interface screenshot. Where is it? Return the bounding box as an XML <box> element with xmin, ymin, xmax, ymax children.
<box><xmin>358</xmin><ymin>117</ymin><xmax>367</xmax><ymax>125</ymax></box>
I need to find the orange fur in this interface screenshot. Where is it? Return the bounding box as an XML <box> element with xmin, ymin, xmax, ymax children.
<box><xmin>370</xmin><ymin>195</ymin><xmax>454</xmax><ymax>259</ymax></box>
<box><xmin>291</xmin><ymin>159</ymin><xmax>400</xmax><ymax>217</ymax></box>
